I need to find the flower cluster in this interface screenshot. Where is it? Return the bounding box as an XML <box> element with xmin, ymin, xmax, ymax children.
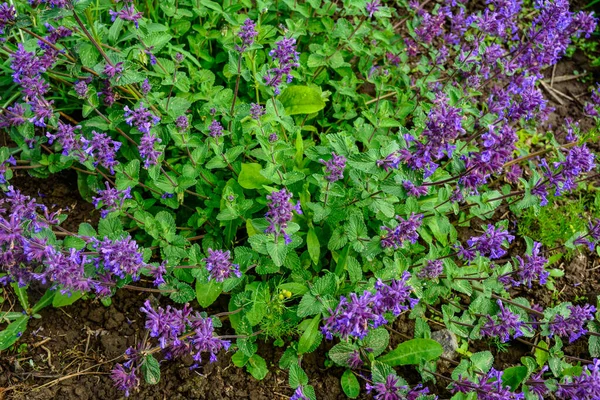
<box><xmin>264</xmin><ymin>188</ymin><xmax>302</xmax><ymax>244</ymax></box>
<box><xmin>139</xmin><ymin>300</ymin><xmax>230</xmax><ymax>365</ymax></box>
<box><xmin>92</xmin><ymin>182</ymin><xmax>132</xmax><ymax>218</ymax></box>
<box><xmin>458</xmin><ymin>225</ymin><xmax>515</xmax><ymax>261</ymax></box>
<box><xmin>203</xmin><ymin>249</ymin><xmax>241</xmax><ymax>282</ymax></box>
<box><xmin>322</xmin><ymin>272</ymin><xmax>416</xmax><ymax>340</ymax></box>
<box><xmin>236</xmin><ymin>18</ymin><xmax>258</xmax><ymax>52</ymax></box>
<box><xmin>549</xmin><ymin>304</ymin><xmax>596</xmax><ymax>343</ymax></box>
<box><xmin>92</xmin><ymin>235</ymin><xmax>145</xmax><ymax>280</ymax></box>
<box><xmin>366</xmin><ymin>374</ymin><xmax>431</xmax><ymax>400</ymax></box>
<box><xmin>124</xmin><ymin>103</ymin><xmax>161</xmax><ymax>135</ymax></box>
<box><xmin>264</xmin><ymin>37</ymin><xmax>300</xmax><ymax>95</ymax></box>
<box><xmin>480</xmin><ymin>300</ymin><xmax>528</xmax><ymax>343</ymax></box>
<box><xmin>380</xmin><ymin>213</ymin><xmax>423</xmax><ymax>249</ymax></box>
<box><xmin>81</xmin><ymin>130</ymin><xmax>122</xmax><ymax>174</ymax></box>
<box><xmin>319</xmin><ymin>152</ymin><xmax>346</xmax><ymax>183</ymax></box>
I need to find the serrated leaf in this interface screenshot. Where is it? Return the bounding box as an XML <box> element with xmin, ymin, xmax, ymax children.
<box><xmin>377</xmin><ymin>339</ymin><xmax>442</xmax><ymax>366</ymax></box>
<box><xmin>289</xmin><ymin>364</ymin><xmax>309</xmax><ymax>388</ymax></box>
<box><xmin>170</xmin><ymin>282</ymin><xmax>196</xmax><ymax>303</ymax></box>
<box><xmin>247</xmin><ymin>354</ymin><xmax>268</xmax><ymax>380</ymax></box>
<box><xmin>364</xmin><ymin>328</ymin><xmax>389</xmax><ymax>357</ymax></box>
<box><xmin>142</xmin><ymin>354</ymin><xmax>161</xmax><ymax>385</ymax></box>
<box><xmin>341</xmin><ymin>369</ymin><xmax>360</xmax><ymax>398</ymax></box>
<box><xmin>297</xmin><ymin>294</ymin><xmax>324</xmax><ymax>318</ymax></box>
<box><xmin>470</xmin><ymin>351</ymin><xmax>494</xmax><ymax>373</ymax></box>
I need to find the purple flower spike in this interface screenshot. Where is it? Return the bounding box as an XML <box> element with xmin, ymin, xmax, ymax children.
<box><xmin>109</xmin><ymin>4</ymin><xmax>143</xmax><ymax>29</ymax></box>
<box><xmin>417</xmin><ymin>260</ymin><xmax>443</xmax><ymax>279</ymax></box>
<box><xmin>124</xmin><ymin>102</ymin><xmax>160</xmax><ymax>135</ymax></box>
<box><xmin>380</xmin><ymin>213</ymin><xmax>423</xmax><ymax>249</ymax></box>
<box><xmin>92</xmin><ymin>181</ymin><xmax>132</xmax><ymax>218</ymax></box>
<box><xmin>250</xmin><ymin>103</ymin><xmax>265</xmax><ymax>120</ymax></box>
<box><xmin>208</xmin><ymin>120</ymin><xmax>223</xmax><ymax>138</ymax></box>
<box><xmin>46</xmin><ymin>121</ymin><xmax>82</xmax><ymax>156</ymax></box>
<box><xmin>465</xmin><ymin>224</ymin><xmax>515</xmax><ymax>260</ymax></box>
<box><xmin>264</xmin><ymin>37</ymin><xmax>300</xmax><ymax>95</ymax></box>
<box><xmin>111</xmin><ymin>364</ymin><xmax>140</xmax><ymax>397</ymax></box>
<box><xmin>513</xmin><ymin>242</ymin><xmax>549</xmax><ymax>288</ymax></box>
<box><xmin>480</xmin><ymin>300</ymin><xmax>527</xmax><ymax>343</ymax></box>
<box><xmin>319</xmin><ymin>152</ymin><xmax>346</xmax><ymax>183</ymax></box>
<box><xmin>203</xmin><ymin>249</ymin><xmax>241</xmax><ymax>282</ymax></box>
<box><xmin>139</xmin><ymin>132</ymin><xmax>162</xmax><ymax>168</ymax></box>
<box><xmin>104</xmin><ymin>62</ymin><xmax>123</xmax><ymax>78</ymax></box>
<box><xmin>549</xmin><ymin>304</ymin><xmax>596</xmax><ymax>343</ymax></box>
<box><xmin>81</xmin><ymin>131</ymin><xmax>122</xmax><ymax>174</ymax></box>
<box><xmin>265</xmin><ymin>188</ymin><xmax>302</xmax><ymax>244</ymax></box>
<box><xmin>236</xmin><ymin>18</ymin><xmax>258</xmax><ymax>52</ymax></box>
<box><xmin>366</xmin><ymin>0</ymin><xmax>381</xmax><ymax>18</ymax></box>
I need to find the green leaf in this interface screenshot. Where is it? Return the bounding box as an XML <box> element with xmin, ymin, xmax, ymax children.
<box><xmin>267</xmin><ymin>241</ymin><xmax>287</xmax><ymax>267</ymax></box>
<box><xmin>0</xmin><ymin>315</ymin><xmax>28</xmax><ymax>351</ymax></box>
<box><xmin>328</xmin><ymin>341</ymin><xmax>357</xmax><ymax>367</ymax></box>
<box><xmin>195</xmin><ymin>279</ymin><xmax>223</xmax><ymax>307</ymax></box>
<box><xmin>247</xmin><ymin>354</ymin><xmax>268</xmax><ymax>380</ymax></box>
<box><xmin>298</xmin><ymin>315</ymin><xmax>321</xmax><ymax>354</ymax></box>
<box><xmin>297</xmin><ymin>294</ymin><xmax>324</xmax><ymax>318</ymax></box>
<box><xmin>307</xmin><ymin>228</ymin><xmax>320</xmax><ymax>265</ymax></box>
<box><xmin>238</xmin><ymin>163</ymin><xmax>272</xmax><ymax>189</ymax></box>
<box><xmin>11</xmin><ymin>283</ymin><xmax>29</xmax><ymax>310</ymax></box>
<box><xmin>169</xmin><ymin>282</ymin><xmax>196</xmax><ymax>303</ymax></box>
<box><xmin>470</xmin><ymin>351</ymin><xmax>494</xmax><ymax>373</ymax></box>
<box><xmin>52</xmin><ymin>291</ymin><xmax>83</xmax><ymax>308</ymax></box>
<box><xmin>341</xmin><ymin>369</ymin><xmax>360</xmax><ymax>399</ymax></box>
<box><xmin>32</xmin><ymin>289</ymin><xmax>55</xmax><ymax>314</ymax></box>
<box><xmin>535</xmin><ymin>341</ymin><xmax>549</xmax><ymax>367</ymax></box>
<box><xmin>142</xmin><ymin>354</ymin><xmax>161</xmax><ymax>385</ymax></box>
<box><xmin>289</xmin><ymin>364</ymin><xmax>309</xmax><ymax>388</ymax></box>
<box><xmin>279</xmin><ymin>86</ymin><xmax>326</xmax><ymax>115</ymax></box>
<box><xmin>377</xmin><ymin>339</ymin><xmax>443</xmax><ymax>366</ymax></box>
<box><xmin>364</xmin><ymin>327</ymin><xmax>389</xmax><ymax>357</ymax></box>
<box><xmin>311</xmin><ymin>273</ymin><xmax>336</xmax><ymax>297</ymax></box>
<box><xmin>501</xmin><ymin>366</ymin><xmax>528</xmax><ymax>391</ymax></box>
<box><xmin>232</xmin><ymin>350</ymin><xmax>250</xmax><ymax>367</ymax></box>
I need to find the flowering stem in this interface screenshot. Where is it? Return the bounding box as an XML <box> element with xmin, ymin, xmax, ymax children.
<box><xmin>323</xmin><ymin>181</ymin><xmax>331</xmax><ymax>207</ymax></box>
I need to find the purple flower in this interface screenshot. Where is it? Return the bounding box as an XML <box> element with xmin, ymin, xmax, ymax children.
<box><xmin>265</xmin><ymin>188</ymin><xmax>302</xmax><ymax>244</ymax></box>
<box><xmin>290</xmin><ymin>386</ymin><xmax>310</xmax><ymax>400</ymax></box>
<box><xmin>81</xmin><ymin>130</ymin><xmax>121</xmax><ymax>174</ymax></box>
<box><xmin>104</xmin><ymin>62</ymin><xmax>123</xmax><ymax>78</ymax></box>
<box><xmin>46</xmin><ymin>121</ymin><xmax>81</xmax><ymax>156</ymax></box>
<box><xmin>236</xmin><ymin>18</ymin><xmax>258</xmax><ymax>52</ymax></box>
<box><xmin>480</xmin><ymin>300</ymin><xmax>528</xmax><ymax>343</ymax></box>
<box><xmin>149</xmin><ymin>261</ymin><xmax>167</xmax><ymax>287</ymax></box>
<box><xmin>175</xmin><ymin>115</ymin><xmax>189</xmax><ymax>131</ymax></box>
<box><xmin>139</xmin><ymin>132</ymin><xmax>162</xmax><ymax>168</ymax></box>
<box><xmin>513</xmin><ymin>242</ymin><xmax>549</xmax><ymax>288</ymax></box>
<box><xmin>92</xmin><ymin>182</ymin><xmax>132</xmax><ymax>218</ymax></box>
<box><xmin>575</xmin><ymin>218</ymin><xmax>600</xmax><ymax>250</ymax></box>
<box><xmin>250</xmin><ymin>103</ymin><xmax>265</xmax><ymax>120</ymax></box>
<box><xmin>141</xmin><ymin>79</ymin><xmax>151</xmax><ymax>95</ymax></box>
<box><xmin>175</xmin><ymin>53</ymin><xmax>184</xmax><ymax>63</ymax></box>
<box><xmin>556</xmin><ymin>358</ymin><xmax>600</xmax><ymax>400</ymax></box>
<box><xmin>366</xmin><ymin>0</ymin><xmax>381</xmax><ymax>18</ymax></box>
<box><xmin>101</xmin><ymin>80</ymin><xmax>117</xmax><ymax>106</ymax></box>
<box><xmin>373</xmin><ymin>272</ymin><xmax>417</xmax><ymax>316</ymax></box>
<box><xmin>465</xmin><ymin>224</ymin><xmax>515</xmax><ymax>260</ymax></box>
<box><xmin>0</xmin><ymin>103</ymin><xmax>27</xmax><ymax>128</ymax></box>
<box><xmin>144</xmin><ymin>48</ymin><xmax>157</xmax><ymax>65</ymax></box>
<box><xmin>403</xmin><ymin>180</ymin><xmax>428</xmax><ymax>197</ymax></box>
<box><xmin>203</xmin><ymin>249</ymin><xmax>241</xmax><ymax>282</ymax></box>
<box><xmin>140</xmin><ymin>300</ymin><xmax>190</xmax><ymax>348</ymax></box>
<box><xmin>73</xmin><ymin>80</ymin><xmax>89</xmax><ymax>98</ymax></box>
<box><xmin>321</xmin><ymin>290</ymin><xmax>387</xmax><ymax>340</ymax></box>
<box><xmin>208</xmin><ymin>120</ymin><xmax>223</xmax><ymax>138</ymax></box>
<box><xmin>264</xmin><ymin>37</ymin><xmax>300</xmax><ymax>95</ymax></box>
<box><xmin>418</xmin><ymin>260</ymin><xmax>443</xmax><ymax>279</ymax></box>
<box><xmin>0</xmin><ymin>3</ymin><xmax>16</xmax><ymax>35</ymax></box>
<box><xmin>124</xmin><ymin>103</ymin><xmax>160</xmax><ymax>135</ymax></box>
<box><xmin>269</xmin><ymin>133</ymin><xmax>278</xmax><ymax>142</ymax></box>
<box><xmin>111</xmin><ymin>364</ymin><xmax>140</xmax><ymax>397</ymax></box>
<box><xmin>380</xmin><ymin>213</ymin><xmax>423</xmax><ymax>249</ymax></box>
<box><xmin>367</xmin><ymin>375</ymin><xmax>430</xmax><ymax>400</ymax></box>
<box><xmin>40</xmin><ymin>248</ymin><xmax>93</xmax><ymax>295</ymax></box>
<box><xmin>92</xmin><ymin>235</ymin><xmax>145</xmax><ymax>280</ymax></box>
<box><xmin>109</xmin><ymin>4</ymin><xmax>143</xmax><ymax>28</ymax></box>
<box><xmin>319</xmin><ymin>152</ymin><xmax>346</xmax><ymax>183</ymax></box>
<box><xmin>347</xmin><ymin>350</ymin><xmax>363</xmax><ymax>369</ymax></box>
<box><xmin>451</xmin><ymin>368</ymin><xmax>521</xmax><ymax>400</ymax></box>
<box><xmin>28</xmin><ymin>96</ymin><xmax>54</xmax><ymax>127</ymax></box>
<box><xmin>549</xmin><ymin>304</ymin><xmax>596</xmax><ymax>343</ymax></box>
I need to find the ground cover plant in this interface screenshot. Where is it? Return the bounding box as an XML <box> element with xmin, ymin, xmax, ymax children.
<box><xmin>1</xmin><ymin>0</ymin><xmax>600</xmax><ymax>398</ymax></box>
